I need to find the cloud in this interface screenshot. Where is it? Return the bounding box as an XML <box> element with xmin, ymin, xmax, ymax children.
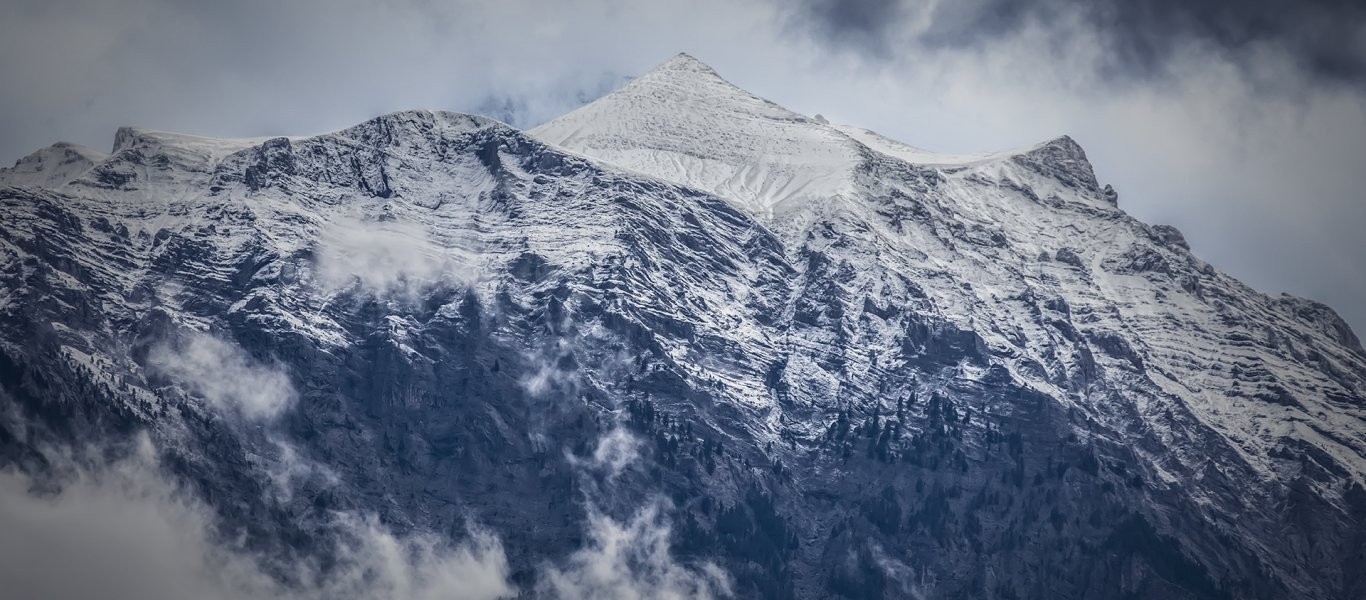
<box><xmin>145</xmin><ymin>331</ymin><xmax>335</xmax><ymax>501</ymax></box>
<box><xmin>521</xmin><ymin>338</ymin><xmax>578</xmax><ymax>398</ymax></box>
<box><xmin>0</xmin><ymin>437</ymin><xmax>516</xmax><ymax>600</ymax></box>
<box><xmin>551</xmin><ymin>426</ymin><xmax>727</xmax><ymax>599</ymax></box>
<box><xmin>566</xmin><ymin>427</ymin><xmax>645</xmax><ymax>487</ymax></box>
<box><xmin>472</xmin><ymin>73</ymin><xmax>629</xmax><ymax>129</ymax></box>
<box><xmin>587</xmin><ymin>428</ymin><xmax>644</xmax><ymax>481</ymax></box>
<box><xmin>146</xmin><ymin>332</ymin><xmax>295</xmax><ymax>420</ymax></box>
<box><xmin>786</xmin><ymin>0</ymin><xmax>1366</xmax><ymax>86</ymax></box>
<box><xmin>262</xmin><ymin>436</ymin><xmax>340</xmax><ymax>503</ymax></box>
<box><xmin>314</xmin><ymin>214</ymin><xmax>474</xmax><ymax>300</ymax></box>
<box><xmin>0</xmin><ymin>1</ymin><xmax>1362</xmax><ymax>336</ymax></box>
<box><xmin>0</xmin><ymin>427</ymin><xmax>718</xmax><ymax>600</ymax></box>
<box><xmin>538</xmin><ymin>501</ymin><xmax>732</xmax><ymax>600</ymax></box>
<box><xmin>317</xmin><ymin>515</ymin><xmax>515</xmax><ymax>600</ymax></box>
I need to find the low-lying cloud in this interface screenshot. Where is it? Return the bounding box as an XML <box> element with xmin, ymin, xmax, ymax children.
<box><xmin>539</xmin><ymin>502</ymin><xmax>732</xmax><ymax>600</ymax></box>
<box><xmin>550</xmin><ymin>427</ymin><xmax>730</xmax><ymax>599</ymax></box>
<box><xmin>314</xmin><ymin>215</ymin><xmax>448</xmax><ymax>297</ymax></box>
<box><xmin>314</xmin><ymin>215</ymin><xmax>460</xmax><ymax>299</ymax></box>
<box><xmin>521</xmin><ymin>338</ymin><xmax>578</xmax><ymax>398</ymax></box>
<box><xmin>0</xmin><ymin>430</ymin><xmax>729</xmax><ymax>600</ymax></box>
<box><xmin>0</xmin><ymin>438</ymin><xmax>516</xmax><ymax>600</ymax></box>
<box><xmin>146</xmin><ymin>332</ymin><xmax>295</xmax><ymax>420</ymax></box>
<box><xmin>585</xmin><ymin>428</ymin><xmax>643</xmax><ymax>481</ymax></box>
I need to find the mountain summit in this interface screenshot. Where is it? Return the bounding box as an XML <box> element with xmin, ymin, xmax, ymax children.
<box><xmin>532</xmin><ymin>54</ymin><xmax>867</xmax><ymax>218</ymax></box>
<box><xmin>2</xmin><ymin>54</ymin><xmax>1363</xmax><ymax>599</ymax></box>
<box><xmin>533</xmin><ymin>55</ymin><xmax>1110</xmax><ymax>219</ymax></box>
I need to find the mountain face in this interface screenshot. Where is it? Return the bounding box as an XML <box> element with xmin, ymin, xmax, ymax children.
<box><xmin>2</xmin><ymin>54</ymin><xmax>1364</xmax><ymax>599</ymax></box>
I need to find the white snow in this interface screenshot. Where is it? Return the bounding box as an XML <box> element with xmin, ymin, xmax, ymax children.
<box><xmin>0</xmin><ymin>55</ymin><xmax>1357</xmax><ymax>599</ymax></box>
<box><xmin>0</xmin><ymin>141</ymin><xmax>108</xmax><ymax>189</ymax></box>
<box><xmin>533</xmin><ymin>53</ymin><xmax>1366</xmax><ymax>485</ymax></box>
<box><xmin>531</xmin><ymin>53</ymin><xmax>864</xmax><ymax>220</ymax></box>
<box><xmin>1</xmin><ymin>53</ymin><xmax>1362</xmax><ymax>524</ymax></box>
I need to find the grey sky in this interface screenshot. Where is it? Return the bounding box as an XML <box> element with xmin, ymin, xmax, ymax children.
<box><xmin>2</xmin><ymin>0</ymin><xmax>1364</xmax><ymax>336</ymax></box>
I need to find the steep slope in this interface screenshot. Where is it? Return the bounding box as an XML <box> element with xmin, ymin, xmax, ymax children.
<box><xmin>0</xmin><ymin>141</ymin><xmax>108</xmax><ymax>189</ymax></box>
<box><xmin>0</xmin><ymin>55</ymin><xmax>1362</xmax><ymax>600</ymax></box>
<box><xmin>0</xmin><ymin>109</ymin><xmax>783</xmax><ymax>586</ymax></box>
<box><xmin>533</xmin><ymin>54</ymin><xmax>1366</xmax><ymax>598</ymax></box>
<box><xmin>530</xmin><ymin>54</ymin><xmax>864</xmax><ymax>222</ymax></box>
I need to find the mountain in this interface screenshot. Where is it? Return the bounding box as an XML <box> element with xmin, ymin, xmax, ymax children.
<box><xmin>0</xmin><ymin>141</ymin><xmax>109</xmax><ymax>190</ymax></box>
<box><xmin>2</xmin><ymin>54</ymin><xmax>1364</xmax><ymax>599</ymax></box>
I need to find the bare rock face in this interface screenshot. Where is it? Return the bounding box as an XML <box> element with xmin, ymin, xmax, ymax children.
<box><xmin>1152</xmin><ymin>224</ymin><xmax>1191</xmax><ymax>250</ymax></box>
<box><xmin>1</xmin><ymin>55</ymin><xmax>1363</xmax><ymax>600</ymax></box>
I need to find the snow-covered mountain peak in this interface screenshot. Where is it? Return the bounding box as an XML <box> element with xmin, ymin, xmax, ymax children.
<box><xmin>535</xmin><ymin>53</ymin><xmax>1366</xmax><ymax>496</ymax></box>
<box><xmin>630</xmin><ymin>52</ymin><xmax>757</xmax><ymax>100</ymax></box>
<box><xmin>831</xmin><ymin>124</ymin><xmax>1099</xmax><ymax>186</ymax></box>
<box><xmin>60</xmin><ymin>110</ymin><xmax>512</xmax><ymax>198</ymax></box>
<box><xmin>1011</xmin><ymin>134</ymin><xmax>1103</xmax><ymax>196</ymax></box>
<box><xmin>110</xmin><ymin>126</ymin><xmax>266</xmax><ymax>161</ymax></box>
<box><xmin>0</xmin><ymin>141</ymin><xmax>107</xmax><ymax>189</ymax></box>
<box><xmin>533</xmin><ymin>56</ymin><xmax>1116</xmax><ymax>221</ymax></box>
<box><xmin>100</xmin><ymin>110</ymin><xmax>502</xmax><ymax>173</ymax></box>
<box><xmin>651</xmin><ymin>51</ymin><xmax>722</xmax><ymax>76</ymax></box>
<box><xmin>5</xmin><ymin>55</ymin><xmax>1366</xmax><ymax>600</ymax></box>
<box><xmin>328</xmin><ymin>109</ymin><xmax>506</xmax><ymax>141</ymax></box>
<box><xmin>532</xmin><ymin>55</ymin><xmax>865</xmax><ymax>218</ymax></box>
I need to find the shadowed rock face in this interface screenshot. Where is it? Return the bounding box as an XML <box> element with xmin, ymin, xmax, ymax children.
<box><xmin>2</xmin><ymin>59</ymin><xmax>1364</xmax><ymax>600</ymax></box>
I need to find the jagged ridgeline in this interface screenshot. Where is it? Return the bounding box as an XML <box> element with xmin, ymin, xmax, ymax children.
<box><xmin>1</xmin><ymin>54</ymin><xmax>1364</xmax><ymax>599</ymax></box>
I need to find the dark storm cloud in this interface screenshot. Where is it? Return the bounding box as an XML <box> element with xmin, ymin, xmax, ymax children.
<box><xmin>789</xmin><ymin>0</ymin><xmax>909</xmax><ymax>55</ymax></box>
<box><xmin>792</xmin><ymin>0</ymin><xmax>1366</xmax><ymax>85</ymax></box>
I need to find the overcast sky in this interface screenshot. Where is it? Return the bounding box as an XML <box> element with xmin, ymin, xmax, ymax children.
<box><xmin>2</xmin><ymin>0</ymin><xmax>1364</xmax><ymax>336</ymax></box>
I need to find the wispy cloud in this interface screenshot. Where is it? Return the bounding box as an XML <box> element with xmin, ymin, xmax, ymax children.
<box><xmin>586</xmin><ymin>428</ymin><xmax>643</xmax><ymax>481</ymax></box>
<box><xmin>539</xmin><ymin>501</ymin><xmax>731</xmax><ymax>600</ymax></box>
<box><xmin>520</xmin><ymin>338</ymin><xmax>577</xmax><ymax>398</ymax></box>
<box><xmin>0</xmin><ymin>429</ymin><xmax>727</xmax><ymax>600</ymax></box>
<box><xmin>314</xmin><ymin>215</ymin><xmax>472</xmax><ymax>300</ymax></box>
<box><xmin>146</xmin><ymin>332</ymin><xmax>295</xmax><ymax>420</ymax></box>
<box><xmin>550</xmin><ymin>426</ymin><xmax>729</xmax><ymax>599</ymax></box>
<box><xmin>0</xmin><ymin>437</ymin><xmax>516</xmax><ymax>600</ymax></box>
